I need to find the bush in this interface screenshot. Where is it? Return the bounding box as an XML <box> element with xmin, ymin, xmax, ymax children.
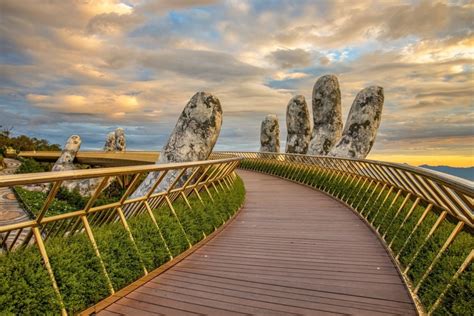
<box><xmin>14</xmin><ymin>179</ymin><xmax>127</xmax><ymax>218</ymax></box>
<box><xmin>417</xmin><ymin>229</ymin><xmax>473</xmax><ymax>311</ymax></box>
<box><xmin>433</xmin><ymin>264</ymin><xmax>473</xmax><ymax>316</ymax></box>
<box><xmin>15</xmin><ymin>157</ymin><xmax>52</xmax><ymax>174</ymax></box>
<box><xmin>0</xmin><ymin>176</ymin><xmax>245</xmax><ymax>314</ymax></box>
<box><xmin>93</xmin><ymin>222</ymin><xmax>144</xmax><ymax>290</ymax></box>
<box><xmin>0</xmin><ymin>246</ymin><xmax>61</xmax><ymax>314</ymax></box>
<box><xmin>127</xmin><ymin>214</ymin><xmax>171</xmax><ymax>271</ymax></box>
<box><xmin>46</xmin><ymin>233</ymin><xmax>110</xmax><ymax>314</ymax></box>
<box><xmin>15</xmin><ymin>187</ymin><xmax>78</xmax><ymax>217</ymax></box>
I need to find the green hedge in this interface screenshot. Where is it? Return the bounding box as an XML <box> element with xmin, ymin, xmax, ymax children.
<box><xmin>14</xmin><ymin>181</ymin><xmax>126</xmax><ymax>218</ymax></box>
<box><xmin>0</xmin><ymin>176</ymin><xmax>245</xmax><ymax>315</ymax></box>
<box><xmin>240</xmin><ymin>158</ymin><xmax>473</xmax><ymax>315</ymax></box>
<box><xmin>15</xmin><ymin>157</ymin><xmax>52</xmax><ymax>174</ymax></box>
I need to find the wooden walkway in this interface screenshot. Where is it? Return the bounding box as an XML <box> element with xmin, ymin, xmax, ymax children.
<box><xmin>98</xmin><ymin>170</ymin><xmax>416</xmax><ymax>315</ymax></box>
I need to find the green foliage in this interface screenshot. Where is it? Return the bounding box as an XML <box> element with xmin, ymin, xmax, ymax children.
<box><xmin>407</xmin><ymin>220</ymin><xmax>455</xmax><ymax>284</ymax></box>
<box><xmin>432</xmin><ymin>264</ymin><xmax>473</xmax><ymax>316</ymax></box>
<box><xmin>0</xmin><ymin>127</ymin><xmax>61</xmax><ymax>153</ymax></box>
<box><xmin>0</xmin><ymin>246</ymin><xmax>61</xmax><ymax>315</ymax></box>
<box><xmin>417</xmin><ymin>229</ymin><xmax>474</xmax><ymax>311</ymax></box>
<box><xmin>94</xmin><ymin>181</ymin><xmax>126</xmax><ymax>206</ymax></box>
<box><xmin>398</xmin><ymin>211</ymin><xmax>438</xmax><ymax>266</ymax></box>
<box><xmin>15</xmin><ymin>157</ymin><xmax>52</xmax><ymax>174</ymax></box>
<box><xmin>55</xmin><ymin>187</ymin><xmax>87</xmax><ymax>210</ymax></box>
<box><xmin>153</xmin><ymin>208</ymin><xmax>190</xmax><ymax>257</ymax></box>
<box><xmin>15</xmin><ymin>187</ymin><xmax>78</xmax><ymax>217</ymax></box>
<box><xmin>93</xmin><ymin>222</ymin><xmax>144</xmax><ymax>290</ymax></box>
<box><xmin>14</xmin><ymin>179</ymin><xmax>127</xmax><ymax>218</ymax></box>
<box><xmin>0</xmin><ymin>176</ymin><xmax>245</xmax><ymax>315</ymax></box>
<box><xmin>389</xmin><ymin>202</ymin><xmax>427</xmax><ymax>254</ymax></box>
<box><xmin>46</xmin><ymin>233</ymin><xmax>110</xmax><ymax>314</ymax></box>
<box><xmin>127</xmin><ymin>213</ymin><xmax>171</xmax><ymax>271</ymax></box>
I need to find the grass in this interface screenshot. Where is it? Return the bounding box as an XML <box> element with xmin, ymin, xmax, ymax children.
<box><xmin>0</xmin><ymin>176</ymin><xmax>245</xmax><ymax>315</ymax></box>
<box><xmin>240</xmin><ymin>158</ymin><xmax>473</xmax><ymax>315</ymax></box>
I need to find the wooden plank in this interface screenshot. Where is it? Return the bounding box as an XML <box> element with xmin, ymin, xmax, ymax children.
<box><xmin>104</xmin><ymin>297</ymin><xmax>198</xmax><ymax>316</ymax></box>
<box><xmin>100</xmin><ymin>170</ymin><xmax>416</xmax><ymax>315</ymax></box>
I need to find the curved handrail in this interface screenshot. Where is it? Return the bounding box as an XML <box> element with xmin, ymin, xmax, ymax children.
<box><xmin>223</xmin><ymin>151</ymin><xmax>473</xmax><ymax>227</ymax></box>
<box><xmin>227</xmin><ymin>151</ymin><xmax>472</xmax><ymax>316</ymax></box>
<box><xmin>19</xmin><ymin>150</ymin><xmax>472</xmax><ymax>225</ymax></box>
<box><xmin>12</xmin><ymin>149</ymin><xmax>473</xmax><ymax>315</ymax></box>
<box><xmin>0</xmin><ymin>156</ymin><xmax>241</xmax><ymax>315</ymax></box>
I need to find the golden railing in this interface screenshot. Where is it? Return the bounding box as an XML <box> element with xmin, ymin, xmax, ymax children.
<box><xmin>223</xmin><ymin>151</ymin><xmax>473</xmax><ymax>316</ymax></box>
<box><xmin>11</xmin><ymin>150</ymin><xmax>474</xmax><ymax>314</ymax></box>
<box><xmin>0</xmin><ymin>157</ymin><xmax>241</xmax><ymax>315</ymax></box>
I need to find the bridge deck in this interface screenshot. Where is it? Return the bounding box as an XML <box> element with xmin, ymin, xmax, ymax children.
<box><xmin>98</xmin><ymin>170</ymin><xmax>416</xmax><ymax>315</ymax></box>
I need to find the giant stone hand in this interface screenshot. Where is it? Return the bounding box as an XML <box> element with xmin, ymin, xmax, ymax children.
<box><xmin>266</xmin><ymin>74</ymin><xmax>384</xmax><ymax>159</ymax></box>
<box><xmin>300</xmin><ymin>75</ymin><xmax>383</xmax><ymax>159</ymax></box>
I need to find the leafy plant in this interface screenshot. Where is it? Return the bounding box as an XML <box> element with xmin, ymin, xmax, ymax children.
<box><xmin>15</xmin><ymin>157</ymin><xmax>52</xmax><ymax>174</ymax></box>
<box><xmin>0</xmin><ymin>176</ymin><xmax>245</xmax><ymax>314</ymax></box>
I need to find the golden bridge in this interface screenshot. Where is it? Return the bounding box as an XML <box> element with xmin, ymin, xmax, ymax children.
<box><xmin>1</xmin><ymin>151</ymin><xmax>472</xmax><ymax>315</ymax></box>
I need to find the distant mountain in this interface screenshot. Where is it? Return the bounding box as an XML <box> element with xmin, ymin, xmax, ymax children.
<box><xmin>419</xmin><ymin>165</ymin><xmax>474</xmax><ymax>182</ymax></box>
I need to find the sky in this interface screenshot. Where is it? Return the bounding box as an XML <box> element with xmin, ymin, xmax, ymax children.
<box><xmin>0</xmin><ymin>0</ymin><xmax>473</xmax><ymax>167</ymax></box>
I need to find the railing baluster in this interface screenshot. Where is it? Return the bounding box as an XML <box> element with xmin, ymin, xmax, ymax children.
<box><xmin>413</xmin><ymin>221</ymin><xmax>464</xmax><ymax>293</ymax></box>
<box><xmin>32</xmin><ymin>226</ymin><xmax>67</xmax><ymax>316</ymax></box>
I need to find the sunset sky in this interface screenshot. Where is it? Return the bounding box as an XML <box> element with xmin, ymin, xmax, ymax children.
<box><xmin>0</xmin><ymin>0</ymin><xmax>472</xmax><ymax>166</ymax></box>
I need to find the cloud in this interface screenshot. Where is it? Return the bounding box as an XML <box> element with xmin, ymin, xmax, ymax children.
<box><xmin>0</xmin><ymin>0</ymin><xmax>472</xmax><ymax>164</ymax></box>
<box><xmin>267</xmin><ymin>48</ymin><xmax>312</xmax><ymax>68</ymax></box>
<box><xmin>26</xmin><ymin>92</ymin><xmax>141</xmax><ymax>116</ymax></box>
<box><xmin>139</xmin><ymin>49</ymin><xmax>265</xmax><ymax>81</ymax></box>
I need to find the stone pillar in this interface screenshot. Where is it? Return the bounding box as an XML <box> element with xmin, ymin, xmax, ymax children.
<box><xmin>103</xmin><ymin>132</ymin><xmax>116</xmax><ymax>152</ymax></box>
<box><xmin>260</xmin><ymin>114</ymin><xmax>280</xmax><ymax>153</ymax></box>
<box><xmin>285</xmin><ymin>95</ymin><xmax>311</xmax><ymax>154</ymax></box>
<box><xmin>51</xmin><ymin>135</ymin><xmax>98</xmax><ymax>196</ymax></box>
<box><xmin>329</xmin><ymin>86</ymin><xmax>384</xmax><ymax>159</ymax></box>
<box><xmin>130</xmin><ymin>92</ymin><xmax>223</xmax><ymax>198</ymax></box>
<box><xmin>52</xmin><ymin>135</ymin><xmax>81</xmax><ymax>172</ymax></box>
<box><xmin>114</xmin><ymin>128</ymin><xmax>126</xmax><ymax>151</ymax></box>
<box><xmin>308</xmin><ymin>75</ymin><xmax>343</xmax><ymax>155</ymax></box>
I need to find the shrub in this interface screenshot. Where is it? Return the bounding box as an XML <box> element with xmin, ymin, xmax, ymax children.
<box><xmin>0</xmin><ymin>176</ymin><xmax>245</xmax><ymax>314</ymax></box>
<box><xmin>14</xmin><ymin>179</ymin><xmax>127</xmax><ymax>218</ymax></box>
<box><xmin>15</xmin><ymin>157</ymin><xmax>52</xmax><ymax>174</ymax></box>
<box><xmin>0</xmin><ymin>246</ymin><xmax>61</xmax><ymax>314</ymax></box>
<box><xmin>417</xmin><ymin>228</ymin><xmax>474</xmax><ymax>310</ymax></box>
<box><xmin>92</xmin><ymin>222</ymin><xmax>144</xmax><ymax>290</ymax></box>
<box><xmin>46</xmin><ymin>233</ymin><xmax>110</xmax><ymax>314</ymax></box>
<box><xmin>432</xmin><ymin>264</ymin><xmax>473</xmax><ymax>316</ymax></box>
<box><xmin>15</xmin><ymin>187</ymin><xmax>77</xmax><ymax>217</ymax></box>
<box><xmin>127</xmin><ymin>214</ymin><xmax>171</xmax><ymax>271</ymax></box>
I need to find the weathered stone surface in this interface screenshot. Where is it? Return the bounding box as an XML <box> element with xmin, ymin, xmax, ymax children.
<box><xmin>52</xmin><ymin>135</ymin><xmax>81</xmax><ymax>172</ymax></box>
<box><xmin>260</xmin><ymin>114</ymin><xmax>280</xmax><ymax>153</ymax></box>
<box><xmin>130</xmin><ymin>92</ymin><xmax>223</xmax><ymax>198</ymax></box>
<box><xmin>103</xmin><ymin>128</ymin><xmax>126</xmax><ymax>152</ymax></box>
<box><xmin>308</xmin><ymin>75</ymin><xmax>343</xmax><ymax>155</ymax></box>
<box><xmin>329</xmin><ymin>86</ymin><xmax>384</xmax><ymax>159</ymax></box>
<box><xmin>103</xmin><ymin>132</ymin><xmax>116</xmax><ymax>152</ymax></box>
<box><xmin>286</xmin><ymin>95</ymin><xmax>311</xmax><ymax>154</ymax></box>
<box><xmin>50</xmin><ymin>135</ymin><xmax>105</xmax><ymax>196</ymax></box>
<box><xmin>115</xmin><ymin>128</ymin><xmax>126</xmax><ymax>151</ymax></box>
